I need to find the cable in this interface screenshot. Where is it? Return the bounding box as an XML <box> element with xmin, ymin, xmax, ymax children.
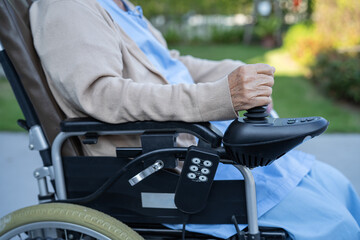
<box><xmin>231</xmin><ymin>215</ymin><xmax>245</xmax><ymax>240</ymax></box>
<box><xmin>56</xmin><ymin>158</ymin><xmax>133</xmax><ymax>204</ymax></box>
<box><xmin>55</xmin><ymin>148</ymin><xmax>186</xmax><ymax>204</ymax></box>
<box><xmin>182</xmin><ymin>222</ymin><xmax>186</xmax><ymax>240</ymax></box>
<box><xmin>181</xmin><ymin>214</ymin><xmax>190</xmax><ymax>240</ymax></box>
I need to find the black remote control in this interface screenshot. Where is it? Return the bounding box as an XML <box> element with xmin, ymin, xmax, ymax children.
<box><xmin>174</xmin><ymin>146</ymin><xmax>220</xmax><ymax>214</ymax></box>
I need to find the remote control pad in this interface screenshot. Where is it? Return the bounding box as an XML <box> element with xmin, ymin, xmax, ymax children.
<box><xmin>174</xmin><ymin>146</ymin><xmax>220</xmax><ymax>214</ymax></box>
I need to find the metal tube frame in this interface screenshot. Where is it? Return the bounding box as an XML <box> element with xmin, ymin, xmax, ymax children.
<box><xmin>52</xmin><ymin>132</ymin><xmax>85</xmax><ymax>200</ymax></box>
<box><xmin>235</xmin><ymin>165</ymin><xmax>259</xmax><ymax>236</ymax></box>
<box><xmin>52</xmin><ymin>129</ymin><xmax>146</xmax><ymax>200</ymax></box>
<box><xmin>37</xmin><ymin>177</ymin><xmax>49</xmax><ymax>196</ymax></box>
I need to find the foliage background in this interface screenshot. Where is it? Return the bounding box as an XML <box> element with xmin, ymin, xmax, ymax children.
<box><xmin>131</xmin><ymin>0</ymin><xmax>253</xmax><ymax>18</ymax></box>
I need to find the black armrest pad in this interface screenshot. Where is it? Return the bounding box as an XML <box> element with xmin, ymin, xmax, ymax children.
<box><xmin>61</xmin><ymin>118</ymin><xmax>223</xmax><ymax>147</ymax></box>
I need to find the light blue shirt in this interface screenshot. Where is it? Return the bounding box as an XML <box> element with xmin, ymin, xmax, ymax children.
<box><xmin>96</xmin><ymin>1</ymin><xmax>315</xmax><ymax>238</ymax></box>
<box><xmin>97</xmin><ymin>0</ymin><xmax>194</xmax><ymax>86</ymax></box>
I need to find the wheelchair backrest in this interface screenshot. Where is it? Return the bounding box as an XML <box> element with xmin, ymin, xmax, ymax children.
<box><xmin>0</xmin><ymin>0</ymin><xmax>81</xmax><ymax>156</ymax></box>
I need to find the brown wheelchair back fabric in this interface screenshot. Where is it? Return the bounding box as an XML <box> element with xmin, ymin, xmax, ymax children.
<box><xmin>0</xmin><ymin>0</ymin><xmax>81</xmax><ymax>156</ymax></box>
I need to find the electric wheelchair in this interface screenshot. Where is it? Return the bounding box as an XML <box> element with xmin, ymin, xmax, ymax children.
<box><xmin>0</xmin><ymin>0</ymin><xmax>329</xmax><ymax>239</ymax></box>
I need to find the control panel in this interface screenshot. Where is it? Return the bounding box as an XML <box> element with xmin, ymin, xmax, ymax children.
<box><xmin>223</xmin><ymin>106</ymin><xmax>329</xmax><ymax>168</ymax></box>
<box><xmin>174</xmin><ymin>146</ymin><xmax>220</xmax><ymax>214</ymax></box>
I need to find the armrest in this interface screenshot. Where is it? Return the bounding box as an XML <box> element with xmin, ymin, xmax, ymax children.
<box><xmin>60</xmin><ymin>118</ymin><xmax>223</xmax><ymax>147</ymax></box>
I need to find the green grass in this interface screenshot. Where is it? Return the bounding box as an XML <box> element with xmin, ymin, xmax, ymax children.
<box><xmin>1</xmin><ymin>44</ymin><xmax>360</xmax><ymax>132</ymax></box>
<box><xmin>272</xmin><ymin>75</ymin><xmax>360</xmax><ymax>132</ymax></box>
<box><xmin>174</xmin><ymin>44</ymin><xmax>270</xmax><ymax>63</ymax></box>
<box><xmin>0</xmin><ymin>77</ymin><xmax>24</xmax><ymax>131</ymax></box>
<box><xmin>172</xmin><ymin>44</ymin><xmax>360</xmax><ymax>133</ymax></box>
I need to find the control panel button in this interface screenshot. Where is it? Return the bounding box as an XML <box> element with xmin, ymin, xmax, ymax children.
<box><xmin>287</xmin><ymin>119</ymin><xmax>296</xmax><ymax>124</ymax></box>
<box><xmin>306</xmin><ymin>118</ymin><xmax>315</xmax><ymax>122</ymax></box>
<box><xmin>190</xmin><ymin>165</ymin><xmax>199</xmax><ymax>172</ymax></box>
<box><xmin>187</xmin><ymin>173</ymin><xmax>196</xmax><ymax>179</ymax></box>
<box><xmin>203</xmin><ymin>160</ymin><xmax>212</xmax><ymax>167</ymax></box>
<box><xmin>192</xmin><ymin>158</ymin><xmax>201</xmax><ymax>164</ymax></box>
<box><xmin>201</xmin><ymin>168</ymin><xmax>210</xmax><ymax>175</ymax></box>
<box><xmin>199</xmin><ymin>175</ymin><xmax>208</xmax><ymax>182</ymax></box>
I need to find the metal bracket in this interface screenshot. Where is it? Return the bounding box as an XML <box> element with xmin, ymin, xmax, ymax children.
<box><xmin>33</xmin><ymin>166</ymin><xmax>55</xmax><ymax>203</ymax></box>
<box><xmin>129</xmin><ymin>160</ymin><xmax>164</xmax><ymax>186</ymax></box>
<box><xmin>82</xmin><ymin>132</ymin><xmax>99</xmax><ymax>144</ymax></box>
<box><xmin>29</xmin><ymin>125</ymin><xmax>49</xmax><ymax>151</ymax></box>
<box><xmin>33</xmin><ymin>166</ymin><xmax>55</xmax><ymax>180</ymax></box>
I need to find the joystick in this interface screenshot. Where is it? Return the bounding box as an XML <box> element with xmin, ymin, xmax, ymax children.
<box><xmin>223</xmin><ymin>106</ymin><xmax>329</xmax><ymax>168</ymax></box>
<box><xmin>243</xmin><ymin>106</ymin><xmax>268</xmax><ymax>123</ymax></box>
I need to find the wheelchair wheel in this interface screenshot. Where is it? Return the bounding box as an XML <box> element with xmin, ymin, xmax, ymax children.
<box><xmin>0</xmin><ymin>203</ymin><xmax>143</xmax><ymax>240</ymax></box>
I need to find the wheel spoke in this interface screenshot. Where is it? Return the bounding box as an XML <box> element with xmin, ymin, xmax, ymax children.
<box><xmin>64</xmin><ymin>229</ymin><xmax>69</xmax><ymax>240</ymax></box>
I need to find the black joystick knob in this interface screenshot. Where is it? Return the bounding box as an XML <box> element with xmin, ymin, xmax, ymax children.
<box><xmin>244</xmin><ymin>106</ymin><xmax>268</xmax><ymax>123</ymax></box>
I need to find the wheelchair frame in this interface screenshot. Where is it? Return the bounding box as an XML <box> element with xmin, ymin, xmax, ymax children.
<box><xmin>0</xmin><ymin>1</ymin><xmax>287</xmax><ymax>238</ymax></box>
<box><xmin>0</xmin><ymin>38</ymin><xmax>288</xmax><ymax>240</ymax></box>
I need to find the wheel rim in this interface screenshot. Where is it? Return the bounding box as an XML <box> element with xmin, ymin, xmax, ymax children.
<box><xmin>1</xmin><ymin>221</ymin><xmax>111</xmax><ymax>240</ymax></box>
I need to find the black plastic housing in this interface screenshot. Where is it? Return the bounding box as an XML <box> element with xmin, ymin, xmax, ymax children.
<box><xmin>223</xmin><ymin>117</ymin><xmax>329</xmax><ymax>168</ymax></box>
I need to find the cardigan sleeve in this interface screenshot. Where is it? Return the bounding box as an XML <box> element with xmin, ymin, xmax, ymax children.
<box><xmin>30</xmin><ymin>0</ymin><xmax>237</xmax><ymax>124</ymax></box>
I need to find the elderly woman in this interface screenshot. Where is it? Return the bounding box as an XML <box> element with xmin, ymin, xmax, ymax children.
<box><xmin>29</xmin><ymin>0</ymin><xmax>360</xmax><ymax>239</ymax></box>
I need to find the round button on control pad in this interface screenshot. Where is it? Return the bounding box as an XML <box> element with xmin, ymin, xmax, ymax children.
<box><xmin>192</xmin><ymin>158</ymin><xmax>201</xmax><ymax>164</ymax></box>
<box><xmin>187</xmin><ymin>173</ymin><xmax>196</xmax><ymax>179</ymax></box>
<box><xmin>189</xmin><ymin>165</ymin><xmax>199</xmax><ymax>172</ymax></box>
<box><xmin>201</xmin><ymin>168</ymin><xmax>210</xmax><ymax>175</ymax></box>
<box><xmin>199</xmin><ymin>175</ymin><xmax>208</xmax><ymax>182</ymax></box>
<box><xmin>203</xmin><ymin>160</ymin><xmax>212</xmax><ymax>167</ymax></box>
<box><xmin>187</xmin><ymin>158</ymin><xmax>215</xmax><ymax>182</ymax></box>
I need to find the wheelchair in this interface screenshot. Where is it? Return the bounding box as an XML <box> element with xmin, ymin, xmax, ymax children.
<box><xmin>0</xmin><ymin>1</ymin><xmax>329</xmax><ymax>239</ymax></box>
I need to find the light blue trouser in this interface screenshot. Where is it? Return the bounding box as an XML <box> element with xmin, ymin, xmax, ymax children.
<box><xmin>166</xmin><ymin>161</ymin><xmax>360</xmax><ymax>239</ymax></box>
<box><xmin>258</xmin><ymin>161</ymin><xmax>360</xmax><ymax>240</ymax></box>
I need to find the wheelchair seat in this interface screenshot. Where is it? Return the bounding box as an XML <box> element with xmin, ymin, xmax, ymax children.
<box><xmin>0</xmin><ymin>0</ymin><xmax>328</xmax><ymax>239</ymax></box>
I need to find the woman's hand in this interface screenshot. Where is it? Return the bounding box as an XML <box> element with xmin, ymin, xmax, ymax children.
<box><xmin>228</xmin><ymin>63</ymin><xmax>275</xmax><ymax>111</ymax></box>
